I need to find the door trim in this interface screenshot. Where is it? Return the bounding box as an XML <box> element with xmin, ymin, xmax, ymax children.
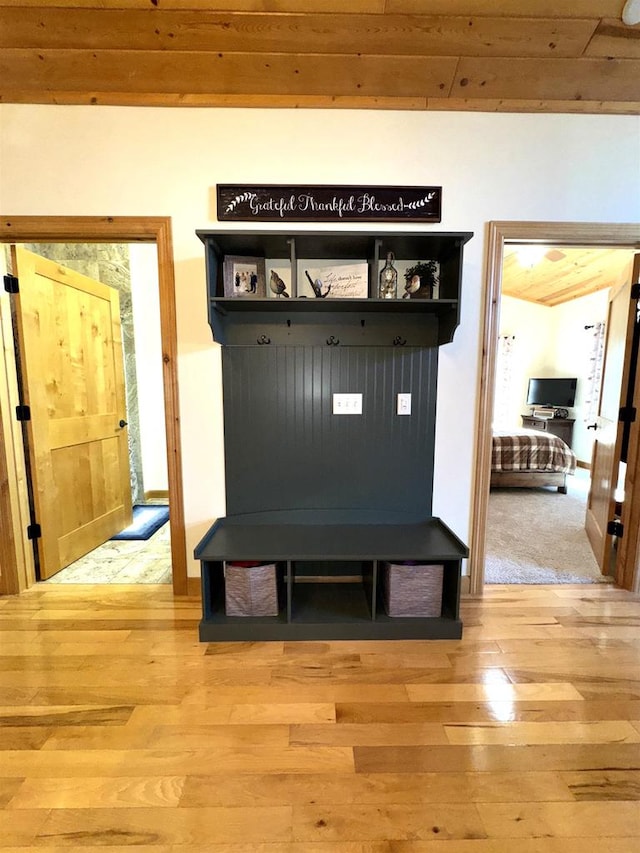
<box><xmin>0</xmin><ymin>216</ymin><xmax>188</xmax><ymax>595</ymax></box>
<box><xmin>470</xmin><ymin>221</ymin><xmax>640</xmax><ymax>596</ymax></box>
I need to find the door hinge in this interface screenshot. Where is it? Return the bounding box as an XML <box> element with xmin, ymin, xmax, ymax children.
<box><xmin>15</xmin><ymin>404</ymin><xmax>31</xmax><ymax>421</ymax></box>
<box><xmin>619</xmin><ymin>405</ymin><xmax>637</xmax><ymax>423</ymax></box>
<box><xmin>3</xmin><ymin>274</ymin><xmax>19</xmax><ymax>293</ymax></box>
<box><xmin>27</xmin><ymin>523</ymin><xmax>41</xmax><ymax>540</ymax></box>
<box><xmin>607</xmin><ymin>519</ymin><xmax>624</xmax><ymax>538</ymax></box>
<box><xmin>631</xmin><ymin>282</ymin><xmax>640</xmax><ymax>300</ymax></box>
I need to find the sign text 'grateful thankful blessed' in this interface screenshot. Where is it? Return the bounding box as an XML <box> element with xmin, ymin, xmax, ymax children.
<box><xmin>217</xmin><ymin>185</ymin><xmax>442</xmax><ymax>223</ymax></box>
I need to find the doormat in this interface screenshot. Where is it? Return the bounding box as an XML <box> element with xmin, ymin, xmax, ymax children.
<box><xmin>110</xmin><ymin>504</ymin><xmax>170</xmax><ymax>541</ymax></box>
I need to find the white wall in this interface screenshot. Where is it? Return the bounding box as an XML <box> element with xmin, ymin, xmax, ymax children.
<box><xmin>1</xmin><ymin>106</ymin><xmax>639</xmax><ymax>575</ymax></box>
<box><xmin>498</xmin><ymin>289</ymin><xmax>610</xmax><ymax>463</ymax></box>
<box><xmin>497</xmin><ymin>296</ymin><xmax>555</xmax><ymax>429</ymax></box>
<box><xmin>129</xmin><ymin>243</ymin><xmax>169</xmax><ymax>495</ymax></box>
<box><xmin>553</xmin><ymin>290</ymin><xmax>611</xmax><ymax>462</ymax></box>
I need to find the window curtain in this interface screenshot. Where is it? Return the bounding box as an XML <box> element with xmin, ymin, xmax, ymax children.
<box><xmin>584</xmin><ymin>322</ymin><xmax>606</xmax><ymax>421</ymax></box>
<box><xmin>494</xmin><ymin>334</ymin><xmax>516</xmax><ymax>428</ymax></box>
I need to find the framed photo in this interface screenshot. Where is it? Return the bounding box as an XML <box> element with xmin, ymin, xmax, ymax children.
<box><xmin>223</xmin><ymin>256</ymin><xmax>266</xmax><ymax>298</ymax></box>
<box><xmin>301</xmin><ymin>261</ymin><xmax>369</xmax><ymax>299</ymax></box>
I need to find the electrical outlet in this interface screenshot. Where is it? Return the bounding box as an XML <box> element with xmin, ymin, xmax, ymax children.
<box><xmin>397</xmin><ymin>393</ymin><xmax>412</xmax><ymax>415</ymax></box>
<box><xmin>333</xmin><ymin>393</ymin><xmax>363</xmax><ymax>415</ymax></box>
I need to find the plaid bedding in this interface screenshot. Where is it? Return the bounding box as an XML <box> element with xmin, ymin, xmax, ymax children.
<box><xmin>492</xmin><ymin>428</ymin><xmax>577</xmax><ymax>474</ymax></box>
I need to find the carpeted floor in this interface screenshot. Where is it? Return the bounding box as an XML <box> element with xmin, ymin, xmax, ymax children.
<box><xmin>485</xmin><ymin>468</ymin><xmax>613</xmax><ymax>584</ymax></box>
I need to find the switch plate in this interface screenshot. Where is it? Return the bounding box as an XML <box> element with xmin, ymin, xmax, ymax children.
<box><xmin>397</xmin><ymin>393</ymin><xmax>412</xmax><ymax>415</ymax></box>
<box><xmin>333</xmin><ymin>393</ymin><xmax>363</xmax><ymax>415</ymax></box>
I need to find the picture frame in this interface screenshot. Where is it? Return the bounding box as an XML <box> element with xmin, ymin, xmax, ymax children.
<box><xmin>223</xmin><ymin>256</ymin><xmax>266</xmax><ymax>298</ymax></box>
<box><xmin>301</xmin><ymin>261</ymin><xmax>369</xmax><ymax>299</ymax></box>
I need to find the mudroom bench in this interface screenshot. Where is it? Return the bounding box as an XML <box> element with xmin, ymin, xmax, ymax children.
<box><xmin>195</xmin><ymin>510</ymin><xmax>467</xmax><ymax>641</ymax></box>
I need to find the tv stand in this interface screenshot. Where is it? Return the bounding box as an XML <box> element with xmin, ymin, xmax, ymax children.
<box><xmin>522</xmin><ymin>414</ymin><xmax>575</xmax><ymax>448</ymax></box>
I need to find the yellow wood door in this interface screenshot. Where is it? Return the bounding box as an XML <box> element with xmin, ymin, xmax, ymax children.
<box><xmin>11</xmin><ymin>246</ymin><xmax>132</xmax><ymax>580</ymax></box>
<box><xmin>585</xmin><ymin>254</ymin><xmax>640</xmax><ymax>573</ymax></box>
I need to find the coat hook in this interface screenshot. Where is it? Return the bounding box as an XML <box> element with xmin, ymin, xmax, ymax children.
<box><xmin>393</xmin><ymin>336</ymin><xmax>407</xmax><ymax>346</ymax></box>
<box><xmin>326</xmin><ymin>336</ymin><xmax>340</xmax><ymax>346</ymax></box>
<box><xmin>257</xmin><ymin>335</ymin><xmax>271</xmax><ymax>345</ymax></box>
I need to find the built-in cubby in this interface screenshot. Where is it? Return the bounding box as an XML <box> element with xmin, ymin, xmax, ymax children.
<box><xmin>198</xmin><ymin>230</ymin><xmax>471</xmax><ymax>346</ymax></box>
<box><xmin>194</xmin><ymin>229</ymin><xmax>472</xmax><ymax>641</ymax></box>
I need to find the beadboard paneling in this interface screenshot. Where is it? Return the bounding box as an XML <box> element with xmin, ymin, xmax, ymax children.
<box><xmin>222</xmin><ymin>346</ymin><xmax>437</xmax><ymax>519</ymax></box>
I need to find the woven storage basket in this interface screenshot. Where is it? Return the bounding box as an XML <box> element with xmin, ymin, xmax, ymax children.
<box><xmin>382</xmin><ymin>562</ymin><xmax>443</xmax><ymax>617</ymax></box>
<box><xmin>224</xmin><ymin>562</ymin><xmax>278</xmax><ymax>617</ymax></box>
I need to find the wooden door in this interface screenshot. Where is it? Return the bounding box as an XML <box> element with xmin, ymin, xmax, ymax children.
<box><xmin>585</xmin><ymin>255</ymin><xmax>640</xmax><ymax>573</ymax></box>
<box><xmin>11</xmin><ymin>247</ymin><xmax>132</xmax><ymax>580</ymax></box>
<box><xmin>613</xmin><ymin>254</ymin><xmax>640</xmax><ymax>589</ymax></box>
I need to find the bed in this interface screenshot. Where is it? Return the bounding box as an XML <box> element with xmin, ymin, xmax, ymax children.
<box><xmin>491</xmin><ymin>428</ymin><xmax>577</xmax><ymax>494</ymax></box>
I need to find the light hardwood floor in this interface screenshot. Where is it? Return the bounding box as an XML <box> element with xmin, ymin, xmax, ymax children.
<box><xmin>1</xmin><ymin>583</ymin><xmax>639</xmax><ymax>851</ymax></box>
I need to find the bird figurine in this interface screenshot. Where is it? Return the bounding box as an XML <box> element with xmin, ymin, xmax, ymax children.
<box><xmin>305</xmin><ymin>270</ymin><xmax>331</xmax><ymax>298</ymax></box>
<box><xmin>403</xmin><ymin>274</ymin><xmax>421</xmax><ymax>299</ymax></box>
<box><xmin>269</xmin><ymin>270</ymin><xmax>290</xmax><ymax>298</ymax></box>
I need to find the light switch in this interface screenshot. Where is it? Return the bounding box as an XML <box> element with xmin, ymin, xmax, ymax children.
<box><xmin>397</xmin><ymin>393</ymin><xmax>412</xmax><ymax>415</ymax></box>
<box><xmin>333</xmin><ymin>393</ymin><xmax>363</xmax><ymax>415</ymax></box>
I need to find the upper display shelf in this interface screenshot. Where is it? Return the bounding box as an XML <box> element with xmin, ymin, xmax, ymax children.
<box><xmin>197</xmin><ymin>230</ymin><xmax>473</xmax><ymax>347</ymax></box>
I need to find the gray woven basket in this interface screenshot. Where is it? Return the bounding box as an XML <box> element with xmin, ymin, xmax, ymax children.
<box><xmin>225</xmin><ymin>563</ymin><xmax>278</xmax><ymax>616</ymax></box>
<box><xmin>383</xmin><ymin>562</ymin><xmax>443</xmax><ymax>617</ymax></box>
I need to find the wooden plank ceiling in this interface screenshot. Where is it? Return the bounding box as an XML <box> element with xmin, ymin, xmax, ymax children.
<box><xmin>502</xmin><ymin>245</ymin><xmax>636</xmax><ymax>306</ymax></box>
<box><xmin>0</xmin><ymin>1</ymin><xmax>639</xmax><ymax>112</ymax></box>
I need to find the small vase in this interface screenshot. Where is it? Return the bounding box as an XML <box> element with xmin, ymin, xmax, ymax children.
<box><xmin>379</xmin><ymin>252</ymin><xmax>398</xmax><ymax>299</ymax></box>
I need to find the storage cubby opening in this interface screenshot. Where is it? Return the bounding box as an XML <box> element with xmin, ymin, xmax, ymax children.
<box><xmin>375</xmin><ymin>561</ymin><xmax>445</xmax><ymax>620</ymax></box>
<box><xmin>202</xmin><ymin>559</ymin><xmax>288</xmax><ymax>623</ymax></box>
<box><xmin>291</xmin><ymin>579</ymin><xmax>373</xmax><ymax>624</ymax></box>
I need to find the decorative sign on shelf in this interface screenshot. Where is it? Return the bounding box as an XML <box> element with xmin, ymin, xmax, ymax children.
<box><xmin>217</xmin><ymin>185</ymin><xmax>442</xmax><ymax>223</ymax></box>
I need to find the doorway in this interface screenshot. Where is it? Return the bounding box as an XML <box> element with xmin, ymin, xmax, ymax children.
<box><xmin>0</xmin><ymin>216</ymin><xmax>188</xmax><ymax>596</ymax></box>
<box><xmin>470</xmin><ymin>221</ymin><xmax>640</xmax><ymax>595</ymax></box>
<box><xmin>15</xmin><ymin>241</ymin><xmax>170</xmax><ymax>584</ymax></box>
<box><xmin>486</xmin><ymin>244</ymin><xmax>635</xmax><ymax>584</ymax></box>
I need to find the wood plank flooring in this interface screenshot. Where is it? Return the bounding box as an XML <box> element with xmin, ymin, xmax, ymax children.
<box><xmin>1</xmin><ymin>583</ymin><xmax>639</xmax><ymax>850</ymax></box>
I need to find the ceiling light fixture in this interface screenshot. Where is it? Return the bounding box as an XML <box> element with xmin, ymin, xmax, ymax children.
<box><xmin>516</xmin><ymin>245</ymin><xmax>546</xmax><ymax>269</ymax></box>
<box><xmin>622</xmin><ymin>0</ymin><xmax>640</xmax><ymax>25</ymax></box>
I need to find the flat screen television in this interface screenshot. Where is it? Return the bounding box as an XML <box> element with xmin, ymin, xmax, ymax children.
<box><xmin>526</xmin><ymin>377</ymin><xmax>577</xmax><ymax>408</ymax></box>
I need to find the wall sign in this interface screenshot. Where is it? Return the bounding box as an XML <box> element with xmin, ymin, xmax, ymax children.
<box><xmin>217</xmin><ymin>185</ymin><xmax>442</xmax><ymax>223</ymax></box>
